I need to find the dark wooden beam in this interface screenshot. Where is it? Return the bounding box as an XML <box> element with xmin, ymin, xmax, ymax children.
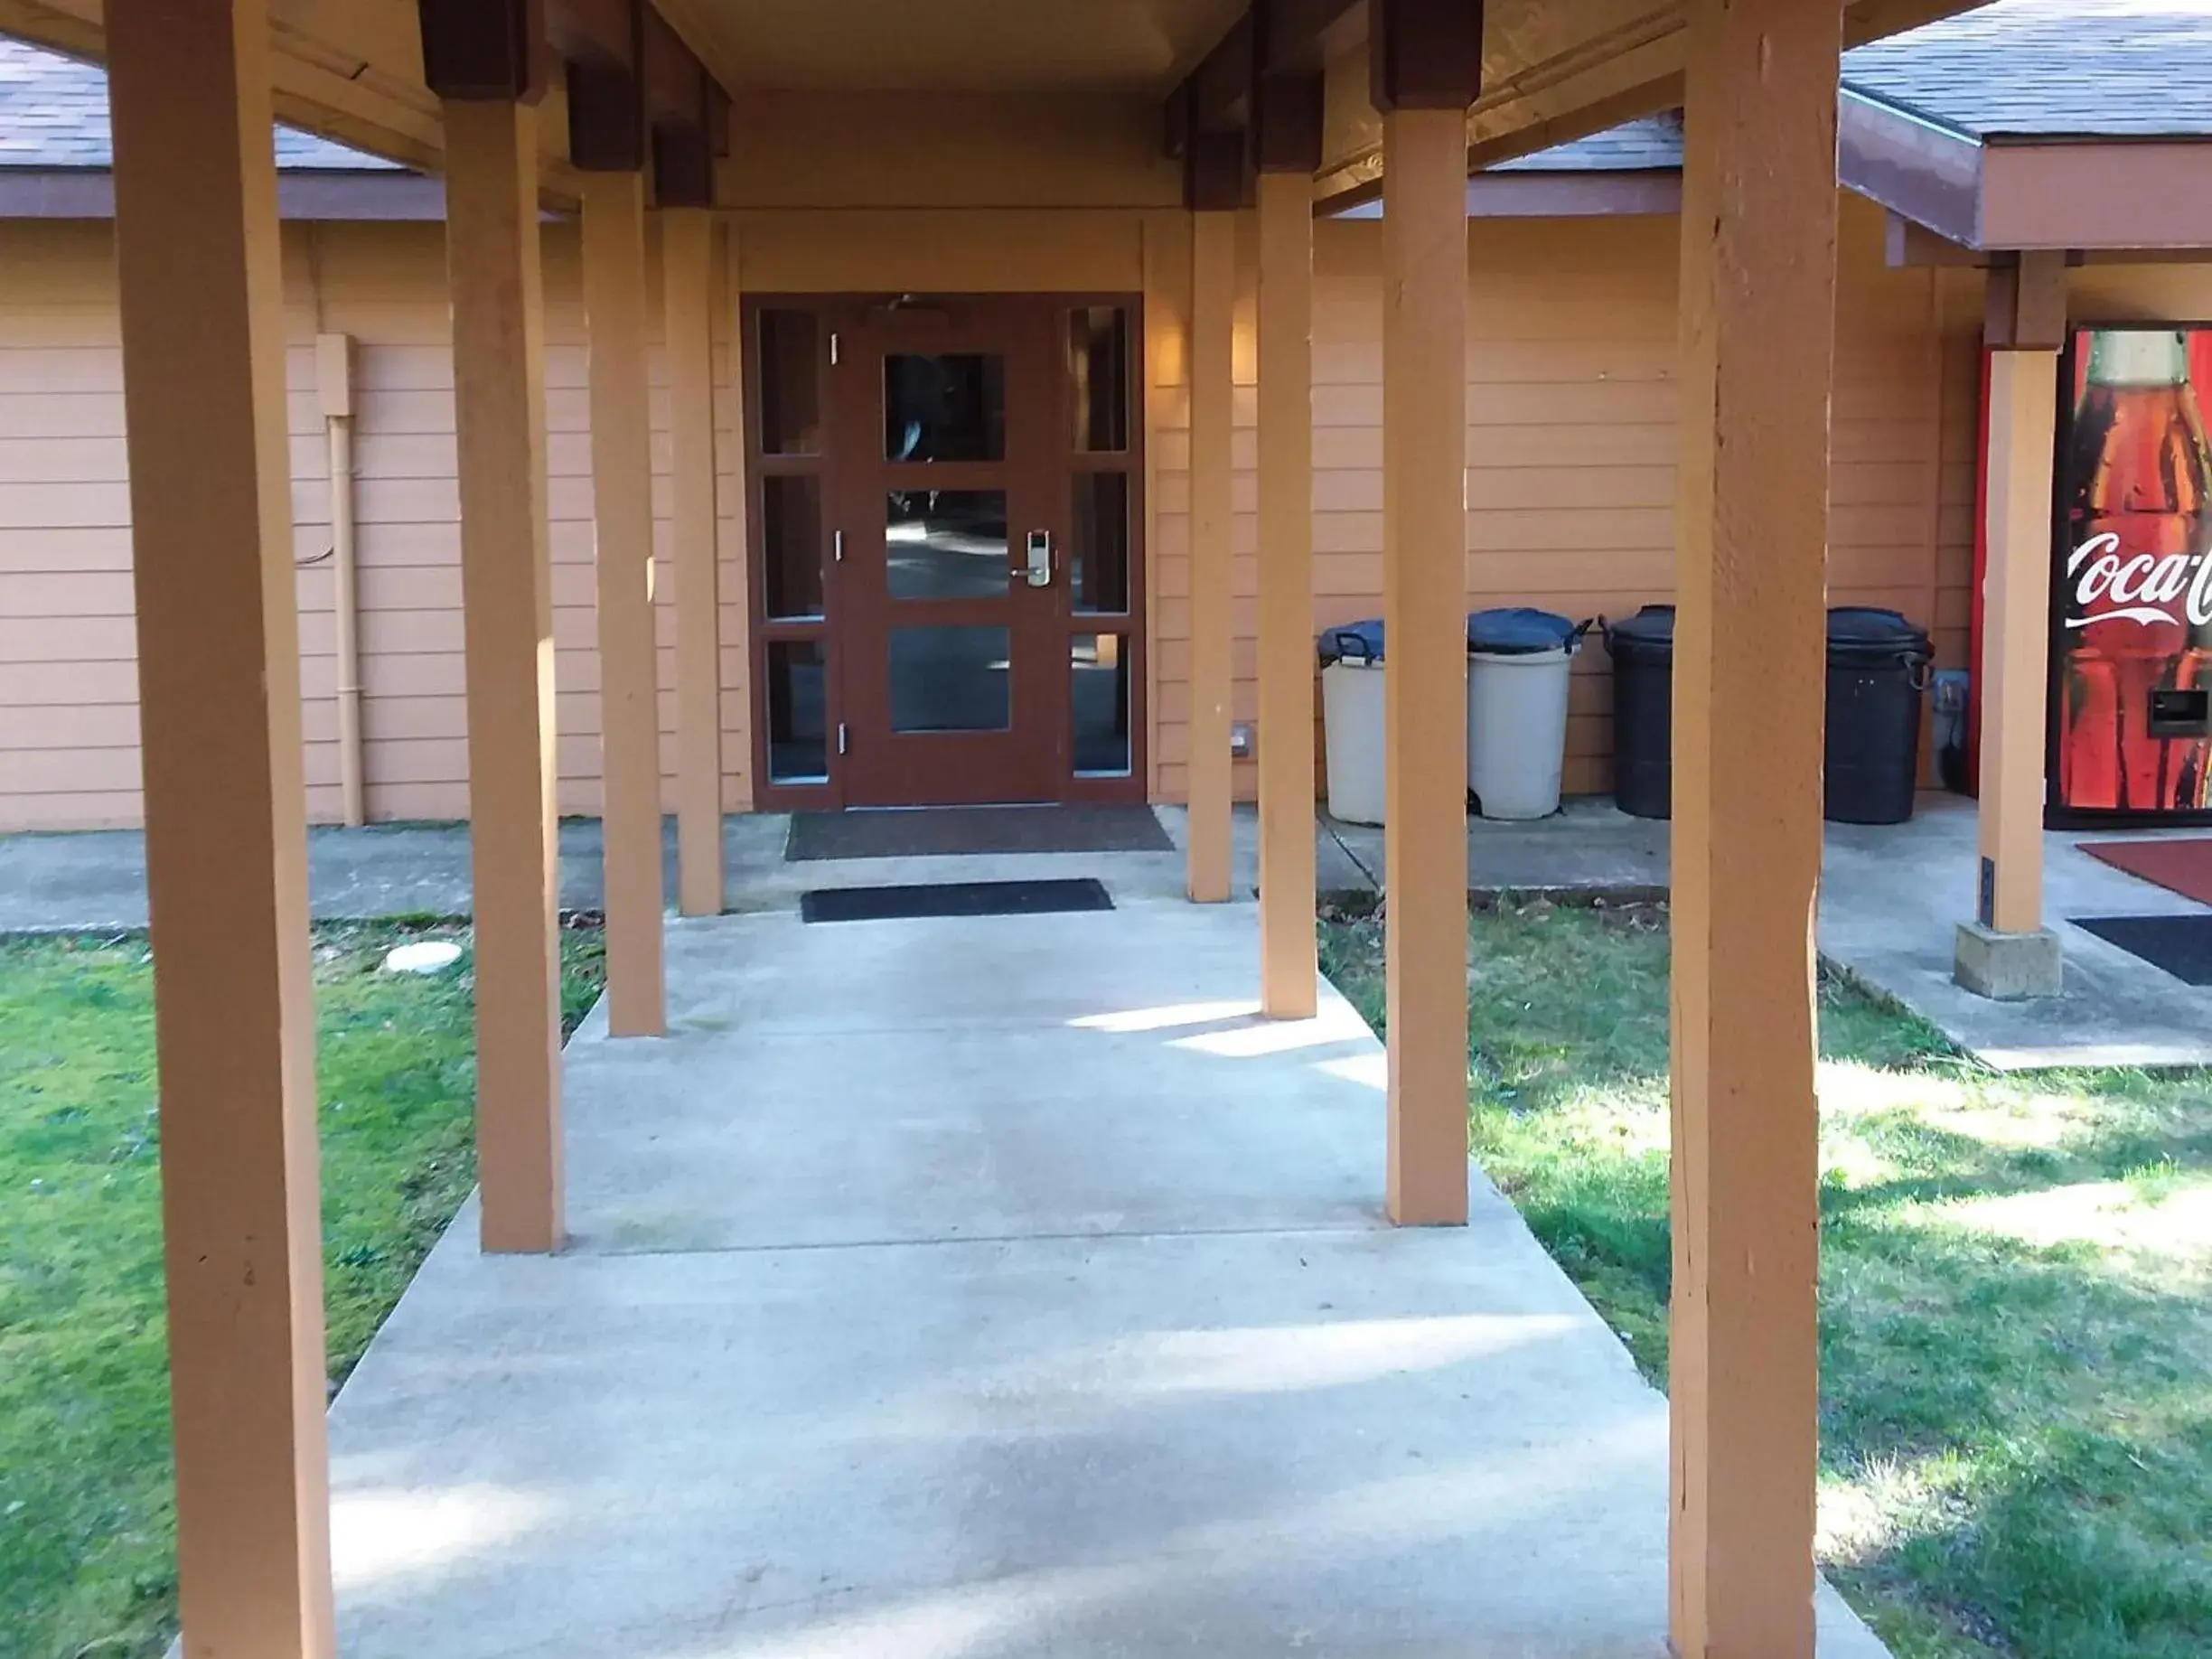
<box><xmin>417</xmin><ymin>0</ymin><xmax>550</xmax><ymax>102</ymax></box>
<box><xmin>1186</xmin><ymin>14</ymin><xmax>1256</xmax><ymax>136</ymax></box>
<box><xmin>1252</xmin><ymin>70</ymin><xmax>1324</xmax><ymax>173</ymax></box>
<box><xmin>562</xmin><ymin>0</ymin><xmax>645</xmax><ymax>170</ymax></box>
<box><xmin>641</xmin><ymin>6</ymin><xmax>705</xmax><ymax>129</ymax></box>
<box><xmin>1186</xmin><ymin>126</ymin><xmax>1249</xmax><ymax>212</ymax></box>
<box><xmin>545</xmin><ymin>0</ymin><xmax>631</xmax><ymax>66</ymax></box>
<box><xmin>567</xmin><ymin>56</ymin><xmax>645</xmax><ymax>171</ymax></box>
<box><xmin>1371</xmin><ymin>0</ymin><xmax>1484</xmax><ymax>114</ymax></box>
<box><xmin>652</xmin><ymin>118</ymin><xmax>715</xmax><ymax>207</ymax></box>
<box><xmin>1182</xmin><ymin>0</ymin><xmax>1363</xmax><ymax>136</ymax></box>
<box><xmin>1262</xmin><ymin>0</ymin><xmax>1365</xmax><ymax>72</ymax></box>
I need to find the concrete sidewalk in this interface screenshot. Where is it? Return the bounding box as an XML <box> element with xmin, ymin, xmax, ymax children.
<box><xmin>1326</xmin><ymin>793</ymin><xmax>2212</xmax><ymax>1071</ymax></box>
<box><xmin>9</xmin><ymin>793</ymin><xmax>2204</xmax><ymax>1068</ymax></box>
<box><xmin>0</xmin><ymin>809</ymin><xmax>1373</xmax><ymax>931</ymax></box>
<box><xmin>323</xmin><ymin>896</ymin><xmax>1886</xmax><ymax>1659</ymax></box>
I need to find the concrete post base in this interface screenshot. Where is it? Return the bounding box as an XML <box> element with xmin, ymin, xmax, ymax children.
<box><xmin>1953</xmin><ymin>921</ymin><xmax>2064</xmax><ymax>1000</ymax></box>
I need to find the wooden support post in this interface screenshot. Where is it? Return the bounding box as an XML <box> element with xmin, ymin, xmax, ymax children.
<box><xmin>721</xmin><ymin>220</ymin><xmax>756</xmax><ymax>811</ymax></box>
<box><xmin>581</xmin><ymin>171</ymin><xmax>667</xmax><ymax>1036</ymax></box>
<box><xmin>1975</xmin><ymin>348</ymin><xmax>2062</xmax><ymax>934</ymax></box>
<box><xmin>1187</xmin><ymin>208</ymin><xmax>1237</xmax><ymax>904</ymax></box>
<box><xmin>1956</xmin><ymin>250</ymin><xmax>2066</xmax><ymax>998</ymax></box>
<box><xmin>1379</xmin><ymin>107</ymin><xmax>1471</xmax><ymax>1227</ymax></box>
<box><xmin>663</xmin><ymin>207</ymin><xmax>724</xmax><ymax>916</ymax></box>
<box><xmin>445</xmin><ymin>97</ymin><xmax>564</xmax><ymax>1254</ymax></box>
<box><xmin>108</xmin><ymin>2</ymin><xmax>335</xmax><ymax>1652</ymax></box>
<box><xmin>1668</xmin><ymin>1</ymin><xmax>1842</xmax><ymax>1652</ymax></box>
<box><xmin>1256</xmin><ymin>167</ymin><xmax>1318</xmax><ymax>1016</ymax></box>
<box><xmin>317</xmin><ymin>333</ymin><xmax>365</xmax><ymax>828</ymax></box>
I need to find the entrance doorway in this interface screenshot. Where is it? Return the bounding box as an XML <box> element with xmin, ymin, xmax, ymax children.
<box><xmin>745</xmin><ymin>294</ymin><xmax>1146</xmax><ymax>810</ymax></box>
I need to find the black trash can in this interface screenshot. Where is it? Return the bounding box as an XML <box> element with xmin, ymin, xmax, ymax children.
<box><xmin>1826</xmin><ymin>606</ymin><xmax>1929</xmax><ymax>825</ymax></box>
<box><xmin>1602</xmin><ymin>605</ymin><xmax>1675</xmax><ymax>820</ymax></box>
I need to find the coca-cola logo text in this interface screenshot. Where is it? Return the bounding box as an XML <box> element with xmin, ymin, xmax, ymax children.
<box><xmin>2066</xmin><ymin>531</ymin><xmax>2212</xmax><ymax>629</ymax></box>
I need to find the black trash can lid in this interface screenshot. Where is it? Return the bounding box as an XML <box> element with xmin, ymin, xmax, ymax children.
<box><xmin>1318</xmin><ymin>619</ymin><xmax>1385</xmax><ymax>665</ymax></box>
<box><xmin>1603</xmin><ymin>604</ymin><xmax>1676</xmax><ymax>656</ymax></box>
<box><xmin>1827</xmin><ymin>605</ymin><xmax>1929</xmax><ymax>665</ymax></box>
<box><xmin>1466</xmin><ymin>606</ymin><xmax>1582</xmax><ymax>656</ymax></box>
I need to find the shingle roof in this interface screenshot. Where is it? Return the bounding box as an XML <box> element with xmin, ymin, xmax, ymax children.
<box><xmin>1494</xmin><ymin>114</ymin><xmax>1682</xmax><ymax>173</ymax></box>
<box><xmin>1495</xmin><ymin>0</ymin><xmax>2212</xmax><ymax>173</ymax></box>
<box><xmin>1844</xmin><ymin>0</ymin><xmax>2212</xmax><ymax>139</ymax></box>
<box><xmin>0</xmin><ymin>37</ymin><xmax>400</xmax><ymax>170</ymax></box>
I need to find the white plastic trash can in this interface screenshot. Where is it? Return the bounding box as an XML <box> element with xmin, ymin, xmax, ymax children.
<box><xmin>1322</xmin><ymin>658</ymin><xmax>1387</xmax><ymax>824</ymax></box>
<box><xmin>1318</xmin><ymin>622</ymin><xmax>1388</xmax><ymax>824</ymax></box>
<box><xmin>1466</xmin><ymin>608</ymin><xmax>1582</xmax><ymax>820</ymax></box>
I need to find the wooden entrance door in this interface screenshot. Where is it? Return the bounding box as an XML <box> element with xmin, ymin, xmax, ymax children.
<box><xmin>837</xmin><ymin>299</ymin><xmax>1059</xmax><ymax>805</ymax></box>
<box><xmin>745</xmin><ymin>294</ymin><xmax>1146</xmax><ymax>810</ymax></box>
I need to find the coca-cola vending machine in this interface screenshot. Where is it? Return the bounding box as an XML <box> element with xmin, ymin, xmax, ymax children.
<box><xmin>2046</xmin><ymin>324</ymin><xmax>2212</xmax><ymax>826</ymax></box>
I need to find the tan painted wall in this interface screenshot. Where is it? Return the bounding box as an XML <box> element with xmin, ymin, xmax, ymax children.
<box><xmin>0</xmin><ymin>216</ymin><xmax>750</xmax><ymax>831</ymax></box>
<box><xmin>1299</xmin><ymin>192</ymin><xmax>1969</xmax><ymax>798</ymax></box>
<box><xmin>7</xmin><ymin>192</ymin><xmax>2207</xmax><ymax>830</ymax></box>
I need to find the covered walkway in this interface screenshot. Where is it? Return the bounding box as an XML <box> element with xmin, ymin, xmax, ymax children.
<box><xmin>323</xmin><ymin>892</ymin><xmax>1885</xmax><ymax>1658</ymax></box>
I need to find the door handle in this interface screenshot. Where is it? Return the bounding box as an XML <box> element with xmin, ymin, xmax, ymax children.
<box><xmin>1023</xmin><ymin>530</ymin><xmax>1054</xmax><ymax>588</ymax></box>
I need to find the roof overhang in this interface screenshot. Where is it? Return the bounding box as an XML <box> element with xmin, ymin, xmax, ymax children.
<box><xmin>1334</xmin><ymin>167</ymin><xmax>1681</xmax><ymax>220</ymax></box>
<box><xmin>1307</xmin><ymin>0</ymin><xmax>1983</xmax><ymax>213</ymax></box>
<box><xmin>0</xmin><ymin>167</ymin><xmax>446</xmax><ymax>221</ymax></box>
<box><xmin>1840</xmin><ymin>85</ymin><xmax>2212</xmax><ymax>252</ymax></box>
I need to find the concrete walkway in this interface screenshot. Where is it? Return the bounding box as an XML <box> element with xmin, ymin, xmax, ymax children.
<box><xmin>0</xmin><ymin>810</ymin><xmax>1373</xmax><ymax>931</ymax></box>
<box><xmin>324</xmin><ymin>890</ymin><xmax>1885</xmax><ymax>1658</ymax></box>
<box><xmin>1328</xmin><ymin>793</ymin><xmax>2212</xmax><ymax>1070</ymax></box>
<box><xmin>10</xmin><ymin>792</ymin><xmax>2202</xmax><ymax>1066</ymax></box>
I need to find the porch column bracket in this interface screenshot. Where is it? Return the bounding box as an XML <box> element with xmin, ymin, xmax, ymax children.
<box><xmin>1175</xmin><ymin>0</ymin><xmax>1362</xmax><ymax>140</ymax></box>
<box><xmin>1252</xmin><ymin>69</ymin><xmax>1325</xmax><ymax>175</ymax></box>
<box><xmin>565</xmin><ymin>0</ymin><xmax>648</xmax><ymax>173</ymax></box>
<box><xmin>417</xmin><ymin>0</ymin><xmax>549</xmax><ymax>102</ymax></box>
<box><xmin>1185</xmin><ymin>122</ymin><xmax>1251</xmax><ymax>213</ymax></box>
<box><xmin>1985</xmin><ymin>249</ymin><xmax>2069</xmax><ymax>352</ymax></box>
<box><xmin>1668</xmin><ymin>0</ymin><xmax>1842</xmax><ymax>1651</ymax></box>
<box><xmin>1369</xmin><ymin>0</ymin><xmax>1486</xmax><ymax>113</ymax></box>
<box><xmin>644</xmin><ymin>5</ymin><xmax>720</xmax><ymax>207</ymax></box>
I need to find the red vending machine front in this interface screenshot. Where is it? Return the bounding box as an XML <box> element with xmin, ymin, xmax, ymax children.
<box><xmin>2049</xmin><ymin>324</ymin><xmax>2212</xmax><ymax>826</ymax></box>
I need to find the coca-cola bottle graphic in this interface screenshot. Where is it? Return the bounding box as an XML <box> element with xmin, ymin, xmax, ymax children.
<box><xmin>2059</xmin><ymin>328</ymin><xmax>2212</xmax><ymax>813</ymax></box>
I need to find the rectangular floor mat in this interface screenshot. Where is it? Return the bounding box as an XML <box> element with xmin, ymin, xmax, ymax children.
<box><xmin>2071</xmin><ymin>914</ymin><xmax>2212</xmax><ymax>985</ymax></box>
<box><xmin>800</xmin><ymin>877</ymin><xmax>1115</xmax><ymax>924</ymax></box>
<box><xmin>787</xmin><ymin>805</ymin><xmax>1171</xmax><ymax>861</ymax></box>
<box><xmin>2078</xmin><ymin>838</ymin><xmax>2212</xmax><ymax>906</ymax></box>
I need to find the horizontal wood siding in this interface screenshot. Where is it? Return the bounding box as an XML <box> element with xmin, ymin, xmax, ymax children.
<box><xmin>17</xmin><ymin>198</ymin><xmax>2206</xmax><ymax>830</ymax></box>
<box><xmin>1291</xmin><ymin>193</ymin><xmax>1962</xmax><ymax>801</ymax></box>
<box><xmin>0</xmin><ymin>218</ymin><xmax>745</xmax><ymax>832</ymax></box>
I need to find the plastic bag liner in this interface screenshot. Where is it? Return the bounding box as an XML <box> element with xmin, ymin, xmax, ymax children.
<box><xmin>1467</xmin><ymin>606</ymin><xmax>1584</xmax><ymax>656</ymax></box>
<box><xmin>1318</xmin><ymin>619</ymin><xmax>1385</xmax><ymax>665</ymax></box>
<box><xmin>1827</xmin><ymin>605</ymin><xmax>1930</xmax><ymax>668</ymax></box>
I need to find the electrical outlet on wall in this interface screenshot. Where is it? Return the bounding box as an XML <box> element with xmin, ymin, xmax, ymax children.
<box><xmin>1230</xmin><ymin>722</ymin><xmax>1255</xmax><ymax>759</ymax></box>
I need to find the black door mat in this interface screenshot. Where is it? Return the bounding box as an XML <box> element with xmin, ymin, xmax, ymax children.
<box><xmin>2072</xmin><ymin>914</ymin><xmax>2212</xmax><ymax>985</ymax></box>
<box><xmin>786</xmin><ymin>805</ymin><xmax>1171</xmax><ymax>862</ymax></box>
<box><xmin>801</xmin><ymin>877</ymin><xmax>1114</xmax><ymax>924</ymax></box>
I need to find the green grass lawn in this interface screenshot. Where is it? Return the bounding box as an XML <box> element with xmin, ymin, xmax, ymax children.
<box><xmin>0</xmin><ymin>921</ymin><xmax>605</xmax><ymax>1659</ymax></box>
<box><xmin>1320</xmin><ymin>900</ymin><xmax>2212</xmax><ymax>1659</ymax></box>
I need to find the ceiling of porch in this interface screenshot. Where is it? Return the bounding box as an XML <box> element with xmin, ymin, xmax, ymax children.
<box><xmin>661</xmin><ymin>0</ymin><xmax>1249</xmax><ymax>93</ymax></box>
